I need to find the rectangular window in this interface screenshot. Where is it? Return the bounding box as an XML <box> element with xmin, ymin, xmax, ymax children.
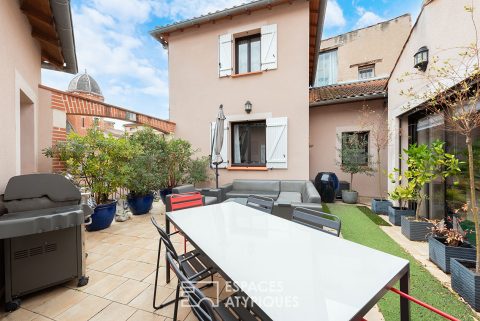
<box><xmin>231</xmin><ymin>121</ymin><xmax>266</xmax><ymax>166</ymax></box>
<box><xmin>341</xmin><ymin>131</ymin><xmax>369</xmax><ymax>165</ymax></box>
<box><xmin>235</xmin><ymin>34</ymin><xmax>261</xmax><ymax>74</ymax></box>
<box><xmin>358</xmin><ymin>65</ymin><xmax>375</xmax><ymax>80</ymax></box>
<box><xmin>315</xmin><ymin>49</ymin><xmax>338</xmax><ymax>86</ymax></box>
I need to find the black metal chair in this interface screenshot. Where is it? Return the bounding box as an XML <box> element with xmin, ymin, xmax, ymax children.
<box><xmin>246</xmin><ymin>195</ymin><xmax>274</xmax><ymax>214</ymax></box>
<box><xmin>167</xmin><ymin>252</ymin><xmax>271</xmax><ymax>321</ymax></box>
<box><xmin>151</xmin><ymin>217</ymin><xmax>215</xmax><ymax>311</ymax></box>
<box><xmin>292</xmin><ymin>207</ymin><xmax>341</xmax><ymax>237</ymax></box>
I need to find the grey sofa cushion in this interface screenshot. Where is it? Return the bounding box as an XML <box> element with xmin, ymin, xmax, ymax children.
<box><xmin>280</xmin><ymin>180</ymin><xmax>306</xmax><ymax>193</ymax></box>
<box><xmin>204</xmin><ymin>196</ymin><xmax>217</xmax><ymax>205</ymax></box>
<box><xmin>277</xmin><ymin>192</ymin><xmax>302</xmax><ymax>203</ymax></box>
<box><xmin>226</xmin><ymin>191</ymin><xmax>279</xmax><ymax>200</ymax></box>
<box><xmin>172</xmin><ymin>185</ymin><xmax>196</xmax><ymax>194</ymax></box>
<box><xmin>232</xmin><ymin>180</ymin><xmax>280</xmax><ymax>193</ymax></box>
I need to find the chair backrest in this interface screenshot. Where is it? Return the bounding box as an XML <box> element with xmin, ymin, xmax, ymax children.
<box><xmin>167</xmin><ymin>252</ymin><xmax>217</xmax><ymax>321</ymax></box>
<box><xmin>168</xmin><ymin>192</ymin><xmax>204</xmax><ymax>211</ymax></box>
<box><xmin>246</xmin><ymin>195</ymin><xmax>274</xmax><ymax>214</ymax></box>
<box><xmin>151</xmin><ymin>216</ymin><xmax>179</xmax><ymax>261</ymax></box>
<box><xmin>292</xmin><ymin>207</ymin><xmax>341</xmax><ymax>237</ymax></box>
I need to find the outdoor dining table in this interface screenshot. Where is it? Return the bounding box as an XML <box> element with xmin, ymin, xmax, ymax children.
<box><xmin>165</xmin><ymin>202</ymin><xmax>410</xmax><ymax>321</ymax></box>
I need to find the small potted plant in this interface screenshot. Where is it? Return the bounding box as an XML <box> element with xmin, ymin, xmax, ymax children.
<box><xmin>387</xmin><ymin>181</ymin><xmax>416</xmax><ymax>226</ymax></box>
<box><xmin>336</xmin><ymin>133</ymin><xmax>374</xmax><ymax>204</ymax></box>
<box><xmin>125</xmin><ymin>128</ymin><xmax>167</xmax><ymax>215</ymax></box>
<box><xmin>44</xmin><ymin>128</ymin><xmax>134</xmax><ymax>231</ymax></box>
<box><xmin>393</xmin><ymin>141</ymin><xmax>461</xmax><ymax>239</ymax></box>
<box><xmin>428</xmin><ymin>214</ymin><xmax>475</xmax><ymax>273</ymax></box>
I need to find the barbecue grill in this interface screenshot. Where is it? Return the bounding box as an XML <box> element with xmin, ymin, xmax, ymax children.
<box><xmin>0</xmin><ymin>173</ymin><xmax>93</xmax><ymax>312</ymax></box>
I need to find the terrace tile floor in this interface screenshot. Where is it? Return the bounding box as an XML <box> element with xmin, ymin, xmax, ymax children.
<box><xmin>0</xmin><ymin>201</ymin><xmax>384</xmax><ymax>321</ymax></box>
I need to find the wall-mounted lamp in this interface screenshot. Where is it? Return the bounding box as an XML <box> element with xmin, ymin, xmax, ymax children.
<box><xmin>414</xmin><ymin>46</ymin><xmax>429</xmax><ymax>72</ymax></box>
<box><xmin>245</xmin><ymin>100</ymin><xmax>252</xmax><ymax>114</ymax></box>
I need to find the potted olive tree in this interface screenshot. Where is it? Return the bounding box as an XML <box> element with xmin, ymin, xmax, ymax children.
<box><xmin>125</xmin><ymin>128</ymin><xmax>167</xmax><ymax>215</ymax></box>
<box><xmin>394</xmin><ymin>141</ymin><xmax>461</xmax><ymax>239</ymax></box>
<box><xmin>336</xmin><ymin>133</ymin><xmax>374</xmax><ymax>204</ymax></box>
<box><xmin>44</xmin><ymin>128</ymin><xmax>134</xmax><ymax>231</ymax></box>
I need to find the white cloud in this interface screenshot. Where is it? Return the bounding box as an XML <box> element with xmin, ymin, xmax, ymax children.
<box><xmin>154</xmin><ymin>0</ymin><xmax>246</xmax><ymax>20</ymax></box>
<box><xmin>354</xmin><ymin>7</ymin><xmax>384</xmax><ymax>29</ymax></box>
<box><xmin>324</xmin><ymin>0</ymin><xmax>346</xmax><ymax>28</ymax></box>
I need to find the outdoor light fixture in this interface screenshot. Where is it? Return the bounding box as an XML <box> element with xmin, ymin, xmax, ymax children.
<box><xmin>414</xmin><ymin>46</ymin><xmax>429</xmax><ymax>72</ymax></box>
<box><xmin>245</xmin><ymin>100</ymin><xmax>252</xmax><ymax>114</ymax></box>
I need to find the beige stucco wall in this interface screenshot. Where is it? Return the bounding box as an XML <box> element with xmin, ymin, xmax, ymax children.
<box><xmin>309</xmin><ymin>99</ymin><xmax>389</xmax><ymax>197</ymax></box>
<box><xmin>321</xmin><ymin>14</ymin><xmax>411</xmax><ymax>83</ymax></box>
<box><xmin>387</xmin><ymin>0</ymin><xmax>480</xmax><ymax>194</ymax></box>
<box><xmin>0</xmin><ymin>0</ymin><xmax>42</xmax><ymax>193</ymax></box>
<box><xmin>37</xmin><ymin>88</ymin><xmax>55</xmax><ymax>172</ymax></box>
<box><xmin>168</xmin><ymin>1</ymin><xmax>310</xmax><ymax>185</ymax></box>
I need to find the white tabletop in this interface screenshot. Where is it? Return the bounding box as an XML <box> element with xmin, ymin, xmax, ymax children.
<box><xmin>167</xmin><ymin>202</ymin><xmax>409</xmax><ymax>321</ymax></box>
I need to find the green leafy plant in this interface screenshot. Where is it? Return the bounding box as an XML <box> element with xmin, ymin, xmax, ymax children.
<box><xmin>164</xmin><ymin>138</ymin><xmax>196</xmax><ymax>188</ymax></box>
<box><xmin>336</xmin><ymin>133</ymin><xmax>374</xmax><ymax>191</ymax></box>
<box><xmin>185</xmin><ymin>156</ymin><xmax>212</xmax><ymax>187</ymax></box>
<box><xmin>126</xmin><ymin>128</ymin><xmax>168</xmax><ymax>196</ymax></box>
<box><xmin>389</xmin><ymin>141</ymin><xmax>461</xmax><ymax>221</ymax></box>
<box><xmin>43</xmin><ymin>128</ymin><xmax>135</xmax><ymax>205</ymax></box>
<box><xmin>388</xmin><ymin>180</ymin><xmax>416</xmax><ymax>210</ymax></box>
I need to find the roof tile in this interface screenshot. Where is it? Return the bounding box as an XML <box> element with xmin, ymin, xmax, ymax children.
<box><xmin>309</xmin><ymin>78</ymin><xmax>388</xmax><ymax>104</ymax></box>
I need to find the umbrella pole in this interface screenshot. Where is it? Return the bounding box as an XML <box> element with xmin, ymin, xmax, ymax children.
<box><xmin>215</xmin><ymin>164</ymin><xmax>219</xmax><ymax>189</ymax></box>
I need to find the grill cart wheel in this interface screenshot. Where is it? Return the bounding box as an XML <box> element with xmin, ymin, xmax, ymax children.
<box><xmin>77</xmin><ymin>276</ymin><xmax>89</xmax><ymax>287</ymax></box>
<box><xmin>5</xmin><ymin>299</ymin><xmax>21</xmax><ymax>312</ymax></box>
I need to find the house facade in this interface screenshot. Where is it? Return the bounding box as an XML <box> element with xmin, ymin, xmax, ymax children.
<box><xmin>388</xmin><ymin>0</ymin><xmax>480</xmax><ymax>219</ymax></box>
<box><xmin>0</xmin><ymin>0</ymin><xmax>77</xmax><ymax>193</ymax></box>
<box><xmin>151</xmin><ymin>0</ymin><xmax>326</xmax><ymax>185</ymax></box>
<box><xmin>309</xmin><ymin>15</ymin><xmax>411</xmax><ymax>197</ymax></box>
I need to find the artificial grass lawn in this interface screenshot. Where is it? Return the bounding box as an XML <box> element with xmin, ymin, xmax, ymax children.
<box><xmin>323</xmin><ymin>203</ymin><xmax>477</xmax><ymax>321</ymax></box>
<box><xmin>357</xmin><ymin>205</ymin><xmax>392</xmax><ymax>227</ymax></box>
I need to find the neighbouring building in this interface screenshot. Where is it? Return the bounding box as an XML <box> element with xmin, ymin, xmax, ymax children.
<box><xmin>151</xmin><ymin>0</ymin><xmax>327</xmax><ymax>185</ymax></box>
<box><xmin>388</xmin><ymin>0</ymin><xmax>480</xmax><ymax>219</ymax></box>
<box><xmin>309</xmin><ymin>15</ymin><xmax>411</xmax><ymax>197</ymax></box>
<box><xmin>0</xmin><ymin>0</ymin><xmax>77</xmax><ymax>193</ymax></box>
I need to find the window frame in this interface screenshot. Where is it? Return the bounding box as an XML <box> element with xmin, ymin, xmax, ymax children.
<box><xmin>358</xmin><ymin>65</ymin><xmax>375</xmax><ymax>80</ymax></box>
<box><xmin>235</xmin><ymin>34</ymin><xmax>261</xmax><ymax>74</ymax></box>
<box><xmin>316</xmin><ymin>49</ymin><xmax>338</xmax><ymax>86</ymax></box>
<box><xmin>341</xmin><ymin>131</ymin><xmax>370</xmax><ymax>166</ymax></box>
<box><xmin>230</xmin><ymin>120</ymin><xmax>267</xmax><ymax>167</ymax></box>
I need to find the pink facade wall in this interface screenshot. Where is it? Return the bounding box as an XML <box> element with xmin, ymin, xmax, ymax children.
<box><xmin>0</xmin><ymin>1</ymin><xmax>42</xmax><ymax>193</ymax></box>
<box><xmin>309</xmin><ymin>99</ymin><xmax>389</xmax><ymax>197</ymax></box>
<box><xmin>167</xmin><ymin>1</ymin><xmax>310</xmax><ymax>185</ymax></box>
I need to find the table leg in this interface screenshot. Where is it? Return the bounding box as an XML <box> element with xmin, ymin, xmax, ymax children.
<box><xmin>165</xmin><ymin>214</ymin><xmax>170</xmax><ymax>284</ymax></box>
<box><xmin>400</xmin><ymin>269</ymin><xmax>410</xmax><ymax>321</ymax></box>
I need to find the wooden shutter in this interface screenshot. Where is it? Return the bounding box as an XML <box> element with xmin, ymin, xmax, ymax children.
<box><xmin>218</xmin><ymin>34</ymin><xmax>232</xmax><ymax>77</ymax></box>
<box><xmin>266</xmin><ymin>117</ymin><xmax>287</xmax><ymax>169</ymax></box>
<box><xmin>261</xmin><ymin>24</ymin><xmax>278</xmax><ymax>71</ymax></box>
<box><xmin>210</xmin><ymin>122</ymin><xmax>229</xmax><ymax>168</ymax></box>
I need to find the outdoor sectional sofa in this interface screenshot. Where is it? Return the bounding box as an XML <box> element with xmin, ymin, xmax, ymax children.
<box><xmin>165</xmin><ymin>184</ymin><xmax>222</xmax><ymax>211</ymax></box>
<box><xmin>220</xmin><ymin>179</ymin><xmax>322</xmax><ymax>220</ymax></box>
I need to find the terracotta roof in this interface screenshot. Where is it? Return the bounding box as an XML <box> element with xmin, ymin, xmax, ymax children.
<box><xmin>309</xmin><ymin>78</ymin><xmax>388</xmax><ymax>104</ymax></box>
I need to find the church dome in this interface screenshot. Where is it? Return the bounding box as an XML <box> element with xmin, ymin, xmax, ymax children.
<box><xmin>68</xmin><ymin>70</ymin><xmax>103</xmax><ymax>97</ymax></box>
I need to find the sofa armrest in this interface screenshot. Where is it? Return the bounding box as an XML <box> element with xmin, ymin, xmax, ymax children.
<box><xmin>0</xmin><ymin>194</ymin><xmax>6</xmax><ymax>215</ymax></box>
<box><xmin>304</xmin><ymin>181</ymin><xmax>321</xmax><ymax>203</ymax></box>
<box><xmin>220</xmin><ymin>183</ymin><xmax>233</xmax><ymax>201</ymax></box>
<box><xmin>199</xmin><ymin>188</ymin><xmax>222</xmax><ymax>201</ymax></box>
<box><xmin>172</xmin><ymin>184</ymin><xmax>195</xmax><ymax>194</ymax></box>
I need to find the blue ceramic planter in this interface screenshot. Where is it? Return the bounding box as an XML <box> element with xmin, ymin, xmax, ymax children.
<box><xmin>127</xmin><ymin>193</ymin><xmax>154</xmax><ymax>215</ymax></box>
<box><xmin>160</xmin><ymin>188</ymin><xmax>173</xmax><ymax>204</ymax></box>
<box><xmin>86</xmin><ymin>201</ymin><xmax>117</xmax><ymax>232</ymax></box>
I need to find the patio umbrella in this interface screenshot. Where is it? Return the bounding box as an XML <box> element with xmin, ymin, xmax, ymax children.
<box><xmin>212</xmin><ymin>105</ymin><xmax>226</xmax><ymax>188</ymax></box>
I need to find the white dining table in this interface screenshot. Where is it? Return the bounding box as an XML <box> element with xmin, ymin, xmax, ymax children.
<box><xmin>166</xmin><ymin>202</ymin><xmax>410</xmax><ymax>321</ymax></box>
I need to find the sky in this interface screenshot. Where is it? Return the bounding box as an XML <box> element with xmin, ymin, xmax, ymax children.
<box><xmin>41</xmin><ymin>0</ymin><xmax>422</xmax><ymax>122</ymax></box>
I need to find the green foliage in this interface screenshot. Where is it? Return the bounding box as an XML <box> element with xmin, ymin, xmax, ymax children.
<box><xmin>125</xmin><ymin>128</ymin><xmax>168</xmax><ymax>196</ymax></box>
<box><xmin>43</xmin><ymin>128</ymin><xmax>135</xmax><ymax>204</ymax></box>
<box><xmin>357</xmin><ymin>206</ymin><xmax>391</xmax><ymax>226</ymax></box>
<box><xmin>164</xmin><ymin>138</ymin><xmax>196</xmax><ymax>188</ymax></box>
<box><xmin>336</xmin><ymin>133</ymin><xmax>374</xmax><ymax>190</ymax></box>
<box><xmin>389</xmin><ymin>141</ymin><xmax>462</xmax><ymax>219</ymax></box>
<box><xmin>185</xmin><ymin>156</ymin><xmax>212</xmax><ymax>187</ymax></box>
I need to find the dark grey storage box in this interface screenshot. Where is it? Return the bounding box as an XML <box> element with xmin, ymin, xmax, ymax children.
<box><xmin>401</xmin><ymin>216</ymin><xmax>434</xmax><ymax>241</ymax></box>
<box><xmin>388</xmin><ymin>206</ymin><xmax>415</xmax><ymax>226</ymax></box>
<box><xmin>451</xmin><ymin>259</ymin><xmax>480</xmax><ymax>311</ymax></box>
<box><xmin>428</xmin><ymin>236</ymin><xmax>476</xmax><ymax>273</ymax></box>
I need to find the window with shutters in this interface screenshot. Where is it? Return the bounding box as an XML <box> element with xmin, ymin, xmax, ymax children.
<box><xmin>231</xmin><ymin>120</ymin><xmax>266</xmax><ymax>166</ymax></box>
<box><xmin>235</xmin><ymin>34</ymin><xmax>261</xmax><ymax>74</ymax></box>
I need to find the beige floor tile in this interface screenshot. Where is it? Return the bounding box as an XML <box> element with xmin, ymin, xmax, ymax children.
<box><xmin>55</xmin><ymin>295</ymin><xmax>111</xmax><ymax>321</ymax></box>
<box><xmin>154</xmin><ymin>290</ymin><xmax>191</xmax><ymax>321</ymax></box>
<box><xmin>128</xmin><ymin>285</ymin><xmax>174</xmax><ymax>313</ymax></box>
<box><xmin>142</xmin><ymin>271</ymin><xmax>178</xmax><ymax>289</ymax></box>
<box><xmin>104</xmin><ymin>259</ymin><xmax>156</xmax><ymax>281</ymax></box>
<box><xmin>88</xmin><ymin>255</ymin><xmax>123</xmax><ymax>271</ymax></box>
<box><xmin>119</xmin><ymin>247</ymin><xmax>151</xmax><ymax>261</ymax></box>
<box><xmin>85</xmin><ymin>252</ymin><xmax>104</xmax><ymax>266</ymax></box>
<box><xmin>82</xmin><ymin>274</ymin><xmax>127</xmax><ymax>297</ymax></box>
<box><xmin>0</xmin><ymin>308</ymin><xmax>49</xmax><ymax>321</ymax></box>
<box><xmin>105</xmin><ymin>279</ymin><xmax>150</xmax><ymax>304</ymax></box>
<box><xmin>29</xmin><ymin>289</ymin><xmax>88</xmax><ymax>319</ymax></box>
<box><xmin>89</xmin><ymin>302</ymin><xmax>136</xmax><ymax>321</ymax></box>
<box><xmin>88</xmin><ymin>243</ymin><xmax>113</xmax><ymax>255</ymax></box>
<box><xmin>127</xmin><ymin>310</ymin><xmax>165</xmax><ymax>321</ymax></box>
<box><xmin>22</xmin><ymin>287</ymin><xmax>70</xmax><ymax>310</ymax></box>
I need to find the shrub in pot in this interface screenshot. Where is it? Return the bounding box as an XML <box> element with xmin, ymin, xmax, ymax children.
<box><xmin>391</xmin><ymin>141</ymin><xmax>461</xmax><ymax>238</ymax></box>
<box><xmin>185</xmin><ymin>156</ymin><xmax>213</xmax><ymax>187</ymax></box>
<box><xmin>125</xmin><ymin>128</ymin><xmax>167</xmax><ymax>215</ymax></box>
<box><xmin>387</xmin><ymin>183</ymin><xmax>415</xmax><ymax>226</ymax></box>
<box><xmin>44</xmin><ymin>128</ymin><xmax>134</xmax><ymax>231</ymax></box>
<box><xmin>336</xmin><ymin>133</ymin><xmax>374</xmax><ymax>204</ymax></box>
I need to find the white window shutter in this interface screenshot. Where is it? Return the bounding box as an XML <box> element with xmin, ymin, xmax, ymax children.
<box><xmin>210</xmin><ymin>122</ymin><xmax>229</xmax><ymax>168</ymax></box>
<box><xmin>261</xmin><ymin>24</ymin><xmax>278</xmax><ymax>71</ymax></box>
<box><xmin>218</xmin><ymin>34</ymin><xmax>232</xmax><ymax>77</ymax></box>
<box><xmin>266</xmin><ymin>117</ymin><xmax>287</xmax><ymax>169</ymax></box>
